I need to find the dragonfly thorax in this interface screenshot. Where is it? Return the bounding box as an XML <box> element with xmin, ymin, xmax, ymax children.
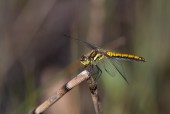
<box><xmin>80</xmin><ymin>50</ymin><xmax>106</xmax><ymax>67</ymax></box>
<box><xmin>89</xmin><ymin>50</ymin><xmax>97</xmax><ymax>58</ymax></box>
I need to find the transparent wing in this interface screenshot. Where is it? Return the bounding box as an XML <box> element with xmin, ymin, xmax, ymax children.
<box><xmin>64</xmin><ymin>34</ymin><xmax>99</xmax><ymax>49</ymax></box>
<box><xmin>99</xmin><ymin>58</ymin><xmax>117</xmax><ymax>76</ymax></box>
<box><xmin>76</xmin><ymin>39</ymin><xmax>99</xmax><ymax>50</ymax></box>
<box><xmin>96</xmin><ymin>57</ymin><xmax>129</xmax><ymax>84</ymax></box>
<box><xmin>109</xmin><ymin>58</ymin><xmax>129</xmax><ymax>84</ymax></box>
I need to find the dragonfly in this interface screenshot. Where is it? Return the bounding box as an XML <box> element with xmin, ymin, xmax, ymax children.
<box><xmin>66</xmin><ymin>35</ymin><xmax>145</xmax><ymax>83</ymax></box>
<box><xmin>74</xmin><ymin>39</ymin><xmax>146</xmax><ymax>83</ymax></box>
<box><xmin>76</xmin><ymin>39</ymin><xmax>145</xmax><ymax>84</ymax></box>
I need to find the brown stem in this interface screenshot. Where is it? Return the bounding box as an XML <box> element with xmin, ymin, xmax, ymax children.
<box><xmin>87</xmin><ymin>77</ymin><xmax>103</xmax><ymax>114</ymax></box>
<box><xmin>31</xmin><ymin>70</ymin><xmax>90</xmax><ymax>114</ymax></box>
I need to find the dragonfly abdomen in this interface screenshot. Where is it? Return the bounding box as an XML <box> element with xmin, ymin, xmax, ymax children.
<box><xmin>106</xmin><ymin>52</ymin><xmax>145</xmax><ymax>62</ymax></box>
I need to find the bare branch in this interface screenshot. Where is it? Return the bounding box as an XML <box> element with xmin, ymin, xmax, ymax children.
<box><xmin>31</xmin><ymin>70</ymin><xmax>90</xmax><ymax>114</ymax></box>
<box><xmin>87</xmin><ymin>77</ymin><xmax>103</xmax><ymax>114</ymax></box>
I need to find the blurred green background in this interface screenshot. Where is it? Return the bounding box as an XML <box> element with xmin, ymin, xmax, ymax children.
<box><xmin>0</xmin><ymin>0</ymin><xmax>170</xmax><ymax>114</ymax></box>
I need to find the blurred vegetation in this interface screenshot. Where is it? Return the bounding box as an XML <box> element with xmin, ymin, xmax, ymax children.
<box><xmin>0</xmin><ymin>0</ymin><xmax>170</xmax><ymax>114</ymax></box>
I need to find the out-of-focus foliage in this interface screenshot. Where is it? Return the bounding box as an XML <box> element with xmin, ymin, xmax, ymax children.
<box><xmin>0</xmin><ymin>0</ymin><xmax>170</xmax><ymax>114</ymax></box>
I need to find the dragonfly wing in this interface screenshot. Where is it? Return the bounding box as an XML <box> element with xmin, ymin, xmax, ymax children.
<box><xmin>97</xmin><ymin>57</ymin><xmax>118</xmax><ymax>77</ymax></box>
<box><xmin>79</xmin><ymin>40</ymin><xmax>99</xmax><ymax>50</ymax></box>
<box><xmin>64</xmin><ymin>34</ymin><xmax>99</xmax><ymax>49</ymax></box>
<box><xmin>97</xmin><ymin>57</ymin><xmax>129</xmax><ymax>84</ymax></box>
<box><xmin>108</xmin><ymin>58</ymin><xmax>129</xmax><ymax>84</ymax></box>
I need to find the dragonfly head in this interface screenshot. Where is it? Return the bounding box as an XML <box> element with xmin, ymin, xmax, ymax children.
<box><xmin>80</xmin><ymin>55</ymin><xmax>90</xmax><ymax>66</ymax></box>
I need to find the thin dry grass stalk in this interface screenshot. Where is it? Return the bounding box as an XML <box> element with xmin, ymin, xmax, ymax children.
<box><xmin>87</xmin><ymin>77</ymin><xmax>103</xmax><ymax>114</ymax></box>
<box><xmin>31</xmin><ymin>70</ymin><xmax>90</xmax><ymax>114</ymax></box>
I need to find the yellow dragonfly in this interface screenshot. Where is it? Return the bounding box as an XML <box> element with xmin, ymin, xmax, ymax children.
<box><xmin>79</xmin><ymin>40</ymin><xmax>145</xmax><ymax>83</ymax></box>
<box><xmin>67</xmin><ymin>36</ymin><xmax>145</xmax><ymax>83</ymax></box>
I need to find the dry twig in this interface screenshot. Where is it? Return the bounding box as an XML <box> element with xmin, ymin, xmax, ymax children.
<box><xmin>87</xmin><ymin>77</ymin><xmax>103</xmax><ymax>114</ymax></box>
<box><xmin>31</xmin><ymin>70</ymin><xmax>90</xmax><ymax>114</ymax></box>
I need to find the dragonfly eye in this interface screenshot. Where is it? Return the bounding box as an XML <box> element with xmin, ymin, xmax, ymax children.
<box><xmin>80</xmin><ymin>55</ymin><xmax>90</xmax><ymax>66</ymax></box>
<box><xmin>80</xmin><ymin>55</ymin><xmax>87</xmax><ymax>61</ymax></box>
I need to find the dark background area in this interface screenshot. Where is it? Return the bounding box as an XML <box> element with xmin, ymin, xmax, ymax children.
<box><xmin>0</xmin><ymin>0</ymin><xmax>170</xmax><ymax>114</ymax></box>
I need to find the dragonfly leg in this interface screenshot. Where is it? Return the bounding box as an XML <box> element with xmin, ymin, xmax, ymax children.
<box><xmin>88</xmin><ymin>64</ymin><xmax>96</xmax><ymax>76</ymax></box>
<box><xmin>88</xmin><ymin>64</ymin><xmax>102</xmax><ymax>81</ymax></box>
<box><xmin>94</xmin><ymin>65</ymin><xmax>102</xmax><ymax>81</ymax></box>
